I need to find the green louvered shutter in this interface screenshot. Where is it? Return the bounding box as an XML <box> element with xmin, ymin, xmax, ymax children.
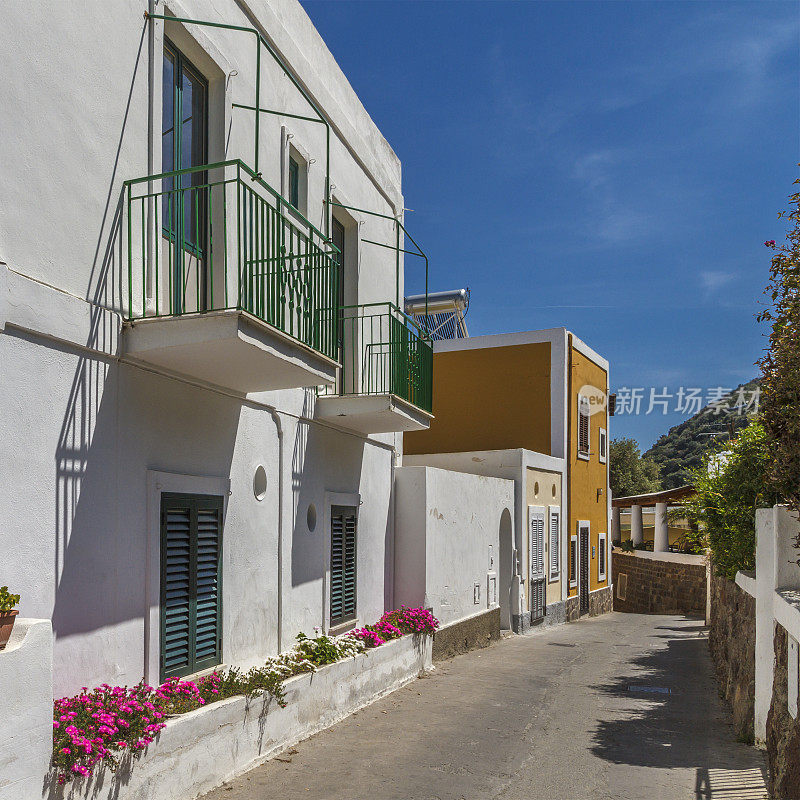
<box><xmin>330</xmin><ymin>506</ymin><xmax>357</xmax><ymax>626</ymax></box>
<box><xmin>161</xmin><ymin>494</ymin><xmax>223</xmax><ymax>681</ymax></box>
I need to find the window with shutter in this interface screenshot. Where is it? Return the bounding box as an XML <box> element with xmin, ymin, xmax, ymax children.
<box><xmin>548</xmin><ymin>507</ymin><xmax>560</xmax><ymax>580</ymax></box>
<box><xmin>529</xmin><ymin>506</ymin><xmax>546</xmax><ymax>621</ymax></box>
<box><xmin>529</xmin><ymin>508</ymin><xmax>545</xmax><ymax>581</ymax></box>
<box><xmin>160</xmin><ymin>493</ymin><xmax>223</xmax><ymax>681</ymax></box>
<box><xmin>598</xmin><ymin>532</ymin><xmax>607</xmax><ymax>581</ymax></box>
<box><xmin>330</xmin><ymin>505</ymin><xmax>358</xmax><ymax>626</ymax></box>
<box><xmin>578</xmin><ymin>397</ymin><xmax>590</xmax><ymax>457</ymax></box>
<box><xmin>569</xmin><ymin>534</ymin><xmax>578</xmax><ymax>588</ymax></box>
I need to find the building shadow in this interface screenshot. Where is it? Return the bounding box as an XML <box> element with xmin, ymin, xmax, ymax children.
<box><xmin>49</xmin><ymin>21</ymin><xmax>241</xmax><ymax>691</ymax></box>
<box><xmin>589</xmin><ymin>619</ymin><xmax>767</xmax><ymax>798</ymax></box>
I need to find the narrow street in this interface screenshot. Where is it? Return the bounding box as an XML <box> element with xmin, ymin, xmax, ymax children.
<box><xmin>202</xmin><ymin>613</ymin><xmax>767</xmax><ymax>800</ymax></box>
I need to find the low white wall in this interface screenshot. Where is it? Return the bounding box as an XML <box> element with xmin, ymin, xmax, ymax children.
<box><xmin>0</xmin><ymin>619</ymin><xmax>53</xmax><ymax>800</ymax></box>
<box><xmin>394</xmin><ymin>465</ymin><xmax>514</xmax><ymax>627</ymax></box>
<box><xmin>735</xmin><ymin>570</ymin><xmax>756</xmax><ymax>598</ymax></box>
<box><xmin>55</xmin><ymin>633</ymin><xmax>432</xmax><ymax>800</ymax></box>
<box><xmin>753</xmin><ymin>505</ymin><xmax>800</xmax><ymax>744</ymax></box>
<box><xmin>628</xmin><ymin>549</ymin><xmax>706</xmax><ymax>566</ymax></box>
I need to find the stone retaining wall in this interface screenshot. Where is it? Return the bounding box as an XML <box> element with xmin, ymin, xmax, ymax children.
<box><xmin>611</xmin><ymin>550</ymin><xmax>706</xmax><ymax>614</ymax></box>
<box><xmin>708</xmin><ymin>572</ymin><xmax>755</xmax><ymax>742</ymax></box>
<box><xmin>432</xmin><ymin>607</ymin><xmax>500</xmax><ymax>661</ymax></box>
<box><xmin>768</xmin><ymin>624</ymin><xmax>800</xmax><ymax>799</ymax></box>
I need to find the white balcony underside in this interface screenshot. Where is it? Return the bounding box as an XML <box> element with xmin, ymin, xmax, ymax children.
<box><xmin>123</xmin><ymin>310</ymin><xmax>338</xmax><ymax>393</ymax></box>
<box><xmin>315</xmin><ymin>394</ymin><xmax>433</xmax><ymax>434</ymax></box>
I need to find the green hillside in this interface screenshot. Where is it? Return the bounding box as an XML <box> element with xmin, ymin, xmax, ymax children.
<box><xmin>643</xmin><ymin>379</ymin><xmax>760</xmax><ymax>489</ymax></box>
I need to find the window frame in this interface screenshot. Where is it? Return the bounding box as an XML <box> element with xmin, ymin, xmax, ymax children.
<box><xmin>162</xmin><ymin>38</ymin><xmax>209</xmax><ymax>258</ymax></box>
<box><xmin>569</xmin><ymin>534</ymin><xmax>578</xmax><ymax>588</ymax></box>
<box><xmin>577</xmin><ymin>395</ymin><xmax>591</xmax><ymax>460</ymax></box>
<box><xmin>599</xmin><ymin>427</ymin><xmax>607</xmax><ymax>464</ymax></box>
<box><xmin>159</xmin><ymin>491</ymin><xmax>224</xmax><ymax>683</ymax></box>
<box><xmin>547</xmin><ymin>505</ymin><xmax>560</xmax><ymax>582</ymax></box>
<box><xmin>325</xmin><ymin>491</ymin><xmax>361</xmax><ymax>633</ymax></box>
<box><xmin>281</xmin><ymin>127</ymin><xmax>310</xmax><ymax>216</ymax></box>
<box><xmin>598</xmin><ymin>531</ymin><xmax>608</xmax><ymax>582</ymax></box>
<box><xmin>288</xmin><ymin>155</ymin><xmax>300</xmax><ymax>209</ymax></box>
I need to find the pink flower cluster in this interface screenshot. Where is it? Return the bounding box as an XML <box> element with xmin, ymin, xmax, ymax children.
<box><xmin>765</xmin><ymin>240</ymin><xmax>776</xmax><ymax>247</ymax></box>
<box><xmin>52</xmin><ymin>673</ymin><xmax>222</xmax><ymax>784</ymax></box>
<box><xmin>351</xmin><ymin>606</ymin><xmax>439</xmax><ymax>648</ymax></box>
<box><xmin>352</xmin><ymin>628</ymin><xmax>386</xmax><ymax>647</ymax></box>
<box><xmin>386</xmin><ymin>606</ymin><xmax>439</xmax><ymax>635</ymax></box>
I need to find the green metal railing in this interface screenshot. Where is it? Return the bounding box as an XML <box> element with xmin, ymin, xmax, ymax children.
<box><xmin>125</xmin><ymin>159</ymin><xmax>340</xmax><ymax>361</ymax></box>
<box><xmin>321</xmin><ymin>303</ymin><xmax>433</xmax><ymax>414</ymax></box>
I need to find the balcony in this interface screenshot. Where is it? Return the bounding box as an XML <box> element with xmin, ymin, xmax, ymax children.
<box><xmin>122</xmin><ymin>160</ymin><xmax>339</xmax><ymax>393</ymax></box>
<box><xmin>315</xmin><ymin>303</ymin><xmax>433</xmax><ymax>434</ymax></box>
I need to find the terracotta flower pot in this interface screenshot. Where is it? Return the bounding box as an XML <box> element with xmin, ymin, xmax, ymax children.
<box><xmin>0</xmin><ymin>610</ymin><xmax>19</xmax><ymax>649</ymax></box>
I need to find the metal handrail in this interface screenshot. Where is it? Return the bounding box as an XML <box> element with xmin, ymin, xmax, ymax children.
<box><xmin>320</xmin><ymin>302</ymin><xmax>433</xmax><ymax>413</ymax></box>
<box><xmin>125</xmin><ymin>161</ymin><xmax>340</xmax><ymax>361</ymax></box>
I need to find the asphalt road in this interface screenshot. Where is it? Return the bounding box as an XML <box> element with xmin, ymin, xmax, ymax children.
<box><xmin>201</xmin><ymin>612</ymin><xmax>767</xmax><ymax>800</ymax></box>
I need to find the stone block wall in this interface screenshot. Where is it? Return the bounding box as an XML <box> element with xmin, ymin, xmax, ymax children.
<box><xmin>768</xmin><ymin>624</ymin><xmax>800</xmax><ymax>800</ymax></box>
<box><xmin>432</xmin><ymin>607</ymin><xmax>500</xmax><ymax>661</ymax></box>
<box><xmin>708</xmin><ymin>572</ymin><xmax>755</xmax><ymax>742</ymax></box>
<box><xmin>611</xmin><ymin>551</ymin><xmax>706</xmax><ymax>614</ymax></box>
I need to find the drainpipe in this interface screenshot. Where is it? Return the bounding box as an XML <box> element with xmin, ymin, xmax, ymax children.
<box><xmin>566</xmin><ymin>333</ymin><xmax>573</xmax><ymax>600</ymax></box>
<box><xmin>269</xmin><ymin>409</ymin><xmax>284</xmax><ymax>653</ymax></box>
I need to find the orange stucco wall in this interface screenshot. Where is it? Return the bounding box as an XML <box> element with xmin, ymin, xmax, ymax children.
<box><xmin>404</xmin><ymin>342</ymin><xmax>552</xmax><ymax>456</ymax></box>
<box><xmin>567</xmin><ymin>338</ymin><xmax>610</xmax><ymax>595</ymax></box>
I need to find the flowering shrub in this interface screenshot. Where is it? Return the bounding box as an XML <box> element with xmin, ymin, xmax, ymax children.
<box><xmin>352</xmin><ymin>606</ymin><xmax>438</xmax><ymax>647</ymax></box>
<box><xmin>52</xmin><ymin>683</ymin><xmax>171</xmax><ymax>783</ymax></box>
<box><xmin>52</xmin><ymin>610</ymin><xmax>434</xmax><ymax>783</ymax></box>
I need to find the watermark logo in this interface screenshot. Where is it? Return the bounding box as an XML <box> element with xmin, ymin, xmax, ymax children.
<box><xmin>611</xmin><ymin>386</ymin><xmax>760</xmax><ymax>416</ymax></box>
<box><xmin>579</xmin><ymin>384</ymin><xmax>607</xmax><ymax>416</ymax></box>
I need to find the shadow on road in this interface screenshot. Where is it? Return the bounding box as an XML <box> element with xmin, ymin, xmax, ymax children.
<box><xmin>588</xmin><ymin>618</ymin><xmax>767</xmax><ymax>799</ymax></box>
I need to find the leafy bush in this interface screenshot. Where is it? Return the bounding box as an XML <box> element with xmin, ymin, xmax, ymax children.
<box><xmin>0</xmin><ymin>586</ymin><xmax>20</xmax><ymax>612</ymax></box>
<box><xmin>609</xmin><ymin>438</ymin><xmax>661</xmax><ymax>497</ymax></box>
<box><xmin>680</xmin><ymin>420</ymin><xmax>780</xmax><ymax>580</ymax></box>
<box><xmin>52</xmin><ymin>608</ymin><xmax>434</xmax><ymax>783</ymax></box>
<box><xmin>758</xmin><ymin>178</ymin><xmax>800</xmax><ymax>514</ymax></box>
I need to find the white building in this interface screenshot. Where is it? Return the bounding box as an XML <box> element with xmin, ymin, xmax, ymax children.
<box><xmin>0</xmin><ymin>0</ymin><xmax>438</xmax><ymax>697</ymax></box>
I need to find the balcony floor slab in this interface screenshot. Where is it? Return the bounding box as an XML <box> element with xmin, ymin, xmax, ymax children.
<box><xmin>315</xmin><ymin>393</ymin><xmax>433</xmax><ymax>434</ymax></box>
<box><xmin>123</xmin><ymin>310</ymin><xmax>337</xmax><ymax>394</ymax></box>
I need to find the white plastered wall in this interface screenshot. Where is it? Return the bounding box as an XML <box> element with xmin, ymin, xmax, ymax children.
<box><xmin>402</xmin><ymin>449</ymin><xmax>567</xmax><ymax>609</ymax></box>
<box><xmin>394</xmin><ymin>465</ymin><xmax>514</xmax><ymax>627</ymax></box>
<box><xmin>0</xmin><ymin>0</ymin><xmax>405</xmax><ymax>696</ymax></box>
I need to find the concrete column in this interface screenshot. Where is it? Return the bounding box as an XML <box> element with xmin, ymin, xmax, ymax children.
<box><xmin>630</xmin><ymin>504</ymin><xmax>643</xmax><ymax>545</ymax></box>
<box><xmin>654</xmin><ymin>502</ymin><xmax>669</xmax><ymax>553</ymax></box>
<box><xmin>754</xmin><ymin>505</ymin><xmax>800</xmax><ymax>744</ymax></box>
<box><xmin>612</xmin><ymin>506</ymin><xmax>621</xmax><ymax>542</ymax></box>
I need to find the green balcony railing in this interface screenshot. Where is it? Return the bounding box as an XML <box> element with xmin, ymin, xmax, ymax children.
<box><xmin>124</xmin><ymin>159</ymin><xmax>340</xmax><ymax>361</ymax></box>
<box><xmin>321</xmin><ymin>303</ymin><xmax>433</xmax><ymax>414</ymax></box>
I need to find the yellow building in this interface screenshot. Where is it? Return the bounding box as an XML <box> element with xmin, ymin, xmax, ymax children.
<box><xmin>404</xmin><ymin>328</ymin><xmax>612</xmax><ymax>630</ymax></box>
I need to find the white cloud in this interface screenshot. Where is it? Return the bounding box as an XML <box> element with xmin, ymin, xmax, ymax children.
<box><xmin>699</xmin><ymin>270</ymin><xmax>736</xmax><ymax>294</ymax></box>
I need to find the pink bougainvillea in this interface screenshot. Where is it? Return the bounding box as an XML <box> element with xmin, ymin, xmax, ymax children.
<box><xmin>352</xmin><ymin>606</ymin><xmax>439</xmax><ymax>648</ymax></box>
<box><xmin>52</xmin><ymin>607</ymin><xmax>438</xmax><ymax>783</ymax></box>
<box><xmin>51</xmin><ymin>675</ymin><xmax>222</xmax><ymax>784</ymax></box>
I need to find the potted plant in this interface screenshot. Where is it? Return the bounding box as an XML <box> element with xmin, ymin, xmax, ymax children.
<box><xmin>0</xmin><ymin>586</ymin><xmax>21</xmax><ymax>649</ymax></box>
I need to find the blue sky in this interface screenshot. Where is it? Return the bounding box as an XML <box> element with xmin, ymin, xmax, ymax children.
<box><xmin>302</xmin><ymin>0</ymin><xmax>799</xmax><ymax>449</ymax></box>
